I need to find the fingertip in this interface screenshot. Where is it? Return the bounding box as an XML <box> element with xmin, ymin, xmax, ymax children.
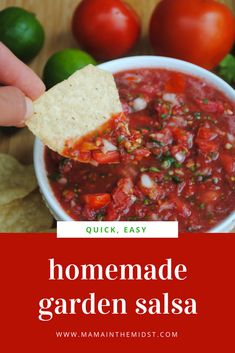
<box><xmin>29</xmin><ymin>78</ymin><xmax>46</xmax><ymax>101</ymax></box>
<box><xmin>24</xmin><ymin>97</ymin><xmax>34</xmax><ymax>120</ymax></box>
<box><xmin>0</xmin><ymin>86</ymin><xmax>33</xmax><ymax>126</ymax></box>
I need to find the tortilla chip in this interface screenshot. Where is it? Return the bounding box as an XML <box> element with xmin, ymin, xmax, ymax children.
<box><xmin>26</xmin><ymin>64</ymin><xmax>122</xmax><ymax>154</ymax></box>
<box><xmin>0</xmin><ymin>190</ymin><xmax>53</xmax><ymax>232</ymax></box>
<box><xmin>0</xmin><ymin>154</ymin><xmax>37</xmax><ymax>205</ymax></box>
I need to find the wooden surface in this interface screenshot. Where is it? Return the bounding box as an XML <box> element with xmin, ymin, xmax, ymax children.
<box><xmin>0</xmin><ymin>0</ymin><xmax>234</xmax><ymax>231</ymax></box>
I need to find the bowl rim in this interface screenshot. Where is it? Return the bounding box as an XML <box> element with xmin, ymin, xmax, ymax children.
<box><xmin>34</xmin><ymin>55</ymin><xmax>235</xmax><ymax>232</ymax></box>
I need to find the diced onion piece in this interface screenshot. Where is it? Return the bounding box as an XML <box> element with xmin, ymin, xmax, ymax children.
<box><xmin>70</xmin><ymin>200</ymin><xmax>76</xmax><ymax>207</ymax></box>
<box><xmin>227</xmin><ymin>133</ymin><xmax>235</xmax><ymax>143</ymax></box>
<box><xmin>175</xmin><ymin>151</ymin><xmax>186</xmax><ymax>163</ymax></box>
<box><xmin>101</xmin><ymin>139</ymin><xmax>117</xmax><ymax>154</ymax></box>
<box><xmin>58</xmin><ymin>177</ymin><xmax>67</xmax><ymax>185</ymax></box>
<box><xmin>225</xmin><ymin>109</ymin><xmax>234</xmax><ymax>116</ymax></box>
<box><xmin>149</xmin><ymin>213</ymin><xmax>159</xmax><ymax>220</ymax></box>
<box><xmin>90</xmin><ymin>160</ymin><xmax>99</xmax><ymax>167</ymax></box>
<box><xmin>133</xmin><ymin>97</ymin><xmax>147</xmax><ymax>112</ymax></box>
<box><xmin>163</xmin><ymin>93</ymin><xmax>179</xmax><ymax>106</ymax></box>
<box><xmin>225</xmin><ymin>143</ymin><xmax>233</xmax><ymax>150</ymax></box>
<box><xmin>131</xmin><ymin>195</ymin><xmax>137</xmax><ymax>203</ymax></box>
<box><xmin>140</xmin><ymin>174</ymin><xmax>154</xmax><ymax>188</ymax></box>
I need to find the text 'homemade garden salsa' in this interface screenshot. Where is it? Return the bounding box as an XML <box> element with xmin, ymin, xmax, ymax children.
<box><xmin>45</xmin><ymin>68</ymin><xmax>235</xmax><ymax>232</ymax></box>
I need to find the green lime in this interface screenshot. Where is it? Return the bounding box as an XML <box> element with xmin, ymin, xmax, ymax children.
<box><xmin>0</xmin><ymin>7</ymin><xmax>45</xmax><ymax>62</ymax></box>
<box><xmin>43</xmin><ymin>48</ymin><xmax>97</xmax><ymax>89</ymax></box>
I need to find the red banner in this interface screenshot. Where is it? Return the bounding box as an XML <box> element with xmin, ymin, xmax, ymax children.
<box><xmin>1</xmin><ymin>234</ymin><xmax>234</xmax><ymax>352</ymax></box>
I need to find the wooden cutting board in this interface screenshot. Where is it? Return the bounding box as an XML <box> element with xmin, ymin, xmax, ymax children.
<box><xmin>0</xmin><ymin>0</ymin><xmax>234</xmax><ymax>232</ymax></box>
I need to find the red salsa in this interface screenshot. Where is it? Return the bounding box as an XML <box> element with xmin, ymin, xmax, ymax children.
<box><xmin>61</xmin><ymin>112</ymin><xmax>150</xmax><ymax>165</ymax></box>
<box><xmin>45</xmin><ymin>69</ymin><xmax>235</xmax><ymax>232</ymax></box>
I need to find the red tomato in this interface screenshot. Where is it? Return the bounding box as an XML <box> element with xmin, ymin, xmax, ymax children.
<box><xmin>72</xmin><ymin>0</ymin><xmax>141</xmax><ymax>60</ymax></box>
<box><xmin>149</xmin><ymin>0</ymin><xmax>235</xmax><ymax>69</ymax></box>
<box><xmin>83</xmin><ymin>193</ymin><xmax>111</xmax><ymax>210</ymax></box>
<box><xmin>92</xmin><ymin>150</ymin><xmax>120</xmax><ymax>164</ymax></box>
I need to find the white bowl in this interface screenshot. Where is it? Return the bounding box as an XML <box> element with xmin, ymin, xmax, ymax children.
<box><xmin>34</xmin><ymin>56</ymin><xmax>235</xmax><ymax>232</ymax></box>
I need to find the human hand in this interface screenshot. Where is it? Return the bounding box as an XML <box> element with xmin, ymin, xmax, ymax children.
<box><xmin>0</xmin><ymin>42</ymin><xmax>45</xmax><ymax>127</ymax></box>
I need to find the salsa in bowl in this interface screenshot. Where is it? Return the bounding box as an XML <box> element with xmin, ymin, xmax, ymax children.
<box><xmin>34</xmin><ymin>56</ymin><xmax>235</xmax><ymax>233</ymax></box>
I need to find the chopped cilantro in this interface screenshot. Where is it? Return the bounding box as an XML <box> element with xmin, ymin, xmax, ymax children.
<box><xmin>189</xmin><ymin>165</ymin><xmax>196</xmax><ymax>172</ymax></box>
<box><xmin>172</xmin><ymin>175</ymin><xmax>182</xmax><ymax>184</ymax></box>
<box><xmin>144</xmin><ymin>199</ymin><xmax>150</xmax><ymax>205</ymax></box>
<box><xmin>149</xmin><ymin>167</ymin><xmax>160</xmax><ymax>172</ymax></box>
<box><xmin>163</xmin><ymin>174</ymin><xmax>170</xmax><ymax>181</ymax></box>
<box><xmin>150</xmin><ymin>138</ymin><xmax>165</xmax><ymax>147</ymax></box>
<box><xmin>174</xmin><ymin>161</ymin><xmax>182</xmax><ymax>168</ymax></box>
<box><xmin>49</xmin><ymin>172</ymin><xmax>61</xmax><ymax>181</ymax></box>
<box><xmin>96</xmin><ymin>213</ymin><xmax>104</xmax><ymax>221</ymax></box>
<box><xmin>161</xmin><ymin>159</ymin><xmax>171</xmax><ymax>169</ymax></box>
<box><xmin>194</xmin><ymin>112</ymin><xmax>201</xmax><ymax>120</ymax></box>
<box><xmin>117</xmin><ymin>135</ymin><xmax>124</xmax><ymax>143</ymax></box>
<box><xmin>212</xmin><ymin>177</ymin><xmax>219</xmax><ymax>184</ymax></box>
<box><xmin>161</xmin><ymin>156</ymin><xmax>181</xmax><ymax>169</ymax></box>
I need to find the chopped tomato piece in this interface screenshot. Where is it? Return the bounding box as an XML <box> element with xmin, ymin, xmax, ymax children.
<box><xmin>199</xmin><ymin>190</ymin><xmax>220</xmax><ymax>204</ymax></box>
<box><xmin>195</xmin><ymin>139</ymin><xmax>218</xmax><ymax>153</ymax></box>
<box><xmin>92</xmin><ymin>150</ymin><xmax>120</xmax><ymax>164</ymax></box>
<box><xmin>105</xmin><ymin>179</ymin><xmax>135</xmax><ymax>220</ymax></box>
<box><xmin>83</xmin><ymin>193</ymin><xmax>111</xmax><ymax>210</ymax></box>
<box><xmin>77</xmin><ymin>151</ymin><xmax>92</xmax><ymax>163</ymax></box>
<box><xmin>195</xmin><ymin>99</ymin><xmax>224</xmax><ymax>114</ymax></box>
<box><xmin>165</xmin><ymin>72</ymin><xmax>186</xmax><ymax>94</ymax></box>
<box><xmin>171</xmin><ymin>128</ymin><xmax>193</xmax><ymax>148</ymax></box>
<box><xmin>170</xmin><ymin>194</ymin><xmax>191</xmax><ymax>218</ymax></box>
<box><xmin>197</xmin><ymin>127</ymin><xmax>217</xmax><ymax>140</ymax></box>
<box><xmin>111</xmin><ymin>178</ymin><xmax>134</xmax><ymax>212</ymax></box>
<box><xmin>80</xmin><ymin>142</ymin><xmax>98</xmax><ymax>151</ymax></box>
<box><xmin>133</xmin><ymin>113</ymin><xmax>151</xmax><ymax>125</ymax></box>
<box><xmin>133</xmin><ymin>148</ymin><xmax>151</xmax><ymax>158</ymax></box>
<box><xmin>220</xmin><ymin>154</ymin><xmax>235</xmax><ymax>174</ymax></box>
<box><xmin>63</xmin><ymin>190</ymin><xmax>75</xmax><ymax>202</ymax></box>
<box><xmin>105</xmin><ymin>204</ymin><xmax>119</xmax><ymax>221</ymax></box>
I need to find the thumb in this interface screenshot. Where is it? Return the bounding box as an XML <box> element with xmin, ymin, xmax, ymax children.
<box><xmin>0</xmin><ymin>86</ymin><xmax>34</xmax><ymax>127</ymax></box>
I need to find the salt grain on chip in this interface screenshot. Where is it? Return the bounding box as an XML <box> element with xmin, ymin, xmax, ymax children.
<box><xmin>26</xmin><ymin>64</ymin><xmax>122</xmax><ymax>155</ymax></box>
